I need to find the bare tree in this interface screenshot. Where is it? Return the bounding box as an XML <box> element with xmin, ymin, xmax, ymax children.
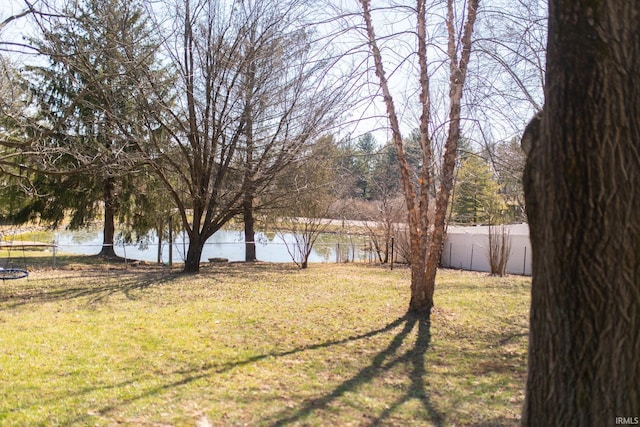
<box><xmin>522</xmin><ymin>0</ymin><xmax>640</xmax><ymax>424</ymax></box>
<box><xmin>487</xmin><ymin>224</ymin><xmax>511</xmax><ymax>276</ymax></box>
<box><xmin>357</xmin><ymin>0</ymin><xmax>479</xmax><ymax>316</ymax></box>
<box><xmin>0</xmin><ymin>1</ymin><xmax>51</xmax><ymax>55</ymax></box>
<box><xmin>472</xmin><ymin>0</ymin><xmax>546</xmax><ymax>120</ymax></box>
<box><xmin>276</xmin><ymin>214</ymin><xmax>332</xmax><ymax>270</ymax></box>
<box><xmin>131</xmin><ymin>0</ymin><xmax>250</xmax><ymax>272</ymax></box>
<box><xmin>0</xmin><ymin>56</ymin><xmax>36</xmax><ymax>220</ymax></box>
<box><xmin>272</xmin><ymin>135</ymin><xmax>338</xmax><ymax>269</ymax></box>
<box><xmin>361</xmin><ymin>196</ymin><xmax>405</xmax><ymax>264</ymax></box>
<box><xmin>131</xmin><ymin>0</ymin><xmax>345</xmax><ymax>272</ymax></box>
<box><xmin>235</xmin><ymin>0</ymin><xmax>346</xmax><ymax>263</ymax></box>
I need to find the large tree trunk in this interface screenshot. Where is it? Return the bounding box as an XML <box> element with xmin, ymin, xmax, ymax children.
<box><xmin>522</xmin><ymin>0</ymin><xmax>640</xmax><ymax>424</ymax></box>
<box><xmin>409</xmin><ymin>255</ymin><xmax>435</xmax><ymax>315</ymax></box>
<box><xmin>183</xmin><ymin>232</ymin><xmax>203</xmax><ymax>273</ymax></box>
<box><xmin>99</xmin><ymin>176</ymin><xmax>117</xmax><ymax>258</ymax></box>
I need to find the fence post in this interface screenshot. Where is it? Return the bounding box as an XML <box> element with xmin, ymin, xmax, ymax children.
<box><xmin>523</xmin><ymin>245</ymin><xmax>527</xmax><ymax>275</ymax></box>
<box><xmin>168</xmin><ymin>216</ymin><xmax>173</xmax><ymax>267</ymax></box>
<box><xmin>52</xmin><ymin>239</ymin><xmax>57</xmax><ymax>269</ymax></box>
<box><xmin>122</xmin><ymin>242</ymin><xmax>128</xmax><ymax>268</ymax></box>
<box><xmin>390</xmin><ymin>237</ymin><xmax>394</xmax><ymax>270</ymax></box>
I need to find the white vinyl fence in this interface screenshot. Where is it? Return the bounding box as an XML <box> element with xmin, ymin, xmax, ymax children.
<box><xmin>440</xmin><ymin>223</ymin><xmax>531</xmax><ymax>275</ymax></box>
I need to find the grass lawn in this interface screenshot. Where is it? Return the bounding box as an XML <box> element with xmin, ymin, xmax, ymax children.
<box><xmin>0</xmin><ymin>259</ymin><xmax>530</xmax><ymax>426</ymax></box>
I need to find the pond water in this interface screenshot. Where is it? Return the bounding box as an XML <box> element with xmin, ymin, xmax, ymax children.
<box><xmin>53</xmin><ymin>228</ymin><xmax>371</xmax><ymax>264</ymax></box>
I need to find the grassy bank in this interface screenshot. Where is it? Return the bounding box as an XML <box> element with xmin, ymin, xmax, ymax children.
<box><xmin>0</xmin><ymin>260</ymin><xmax>530</xmax><ymax>426</ymax></box>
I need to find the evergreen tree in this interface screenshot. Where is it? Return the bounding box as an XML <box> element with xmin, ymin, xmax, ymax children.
<box><xmin>0</xmin><ymin>58</ymin><xmax>31</xmax><ymax>222</ymax></box>
<box><xmin>370</xmin><ymin>130</ymin><xmax>422</xmax><ymax>201</ymax></box>
<box><xmin>23</xmin><ymin>0</ymin><xmax>165</xmax><ymax>255</ymax></box>
<box><xmin>492</xmin><ymin>138</ymin><xmax>526</xmax><ymax>222</ymax></box>
<box><xmin>335</xmin><ymin>133</ymin><xmax>379</xmax><ymax>200</ymax></box>
<box><xmin>354</xmin><ymin>132</ymin><xmax>377</xmax><ymax>199</ymax></box>
<box><xmin>452</xmin><ymin>154</ymin><xmax>506</xmax><ymax>224</ymax></box>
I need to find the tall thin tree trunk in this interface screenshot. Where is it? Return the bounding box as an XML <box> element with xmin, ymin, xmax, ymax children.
<box><xmin>156</xmin><ymin>222</ymin><xmax>163</xmax><ymax>264</ymax></box>
<box><xmin>522</xmin><ymin>1</ymin><xmax>640</xmax><ymax>424</ymax></box>
<box><xmin>241</xmin><ymin>34</ymin><xmax>257</xmax><ymax>263</ymax></box>
<box><xmin>243</xmin><ymin>195</ymin><xmax>257</xmax><ymax>262</ymax></box>
<box><xmin>99</xmin><ymin>176</ymin><xmax>117</xmax><ymax>257</ymax></box>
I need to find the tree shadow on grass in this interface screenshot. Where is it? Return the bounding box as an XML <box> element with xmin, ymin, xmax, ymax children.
<box><xmin>7</xmin><ymin>309</ymin><xmax>526</xmax><ymax>427</ymax></box>
<box><xmin>0</xmin><ymin>257</ymin><xmax>303</xmax><ymax>311</ymax></box>
<box><xmin>6</xmin><ymin>310</ymin><xmax>520</xmax><ymax>427</ymax></box>
<box><xmin>0</xmin><ymin>268</ymin><xmax>179</xmax><ymax>309</ymax></box>
<box><xmin>51</xmin><ymin>315</ymin><xmax>415</xmax><ymax>426</ymax></box>
<box><xmin>269</xmin><ymin>312</ymin><xmax>444</xmax><ymax>426</ymax></box>
<box><xmin>70</xmin><ymin>314</ymin><xmax>443</xmax><ymax>426</ymax></box>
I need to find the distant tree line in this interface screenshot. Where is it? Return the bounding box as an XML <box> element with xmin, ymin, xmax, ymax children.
<box><xmin>331</xmin><ymin>131</ymin><xmax>525</xmax><ymax>223</ymax></box>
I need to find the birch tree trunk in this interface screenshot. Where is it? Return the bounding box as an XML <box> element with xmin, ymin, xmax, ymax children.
<box><xmin>360</xmin><ymin>0</ymin><xmax>478</xmax><ymax>316</ymax></box>
<box><xmin>522</xmin><ymin>0</ymin><xmax>640</xmax><ymax>423</ymax></box>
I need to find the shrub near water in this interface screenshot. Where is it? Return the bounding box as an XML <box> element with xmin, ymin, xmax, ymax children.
<box><xmin>0</xmin><ymin>260</ymin><xmax>530</xmax><ymax>426</ymax></box>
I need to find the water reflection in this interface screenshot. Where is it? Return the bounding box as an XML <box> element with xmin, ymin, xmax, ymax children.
<box><xmin>54</xmin><ymin>228</ymin><xmax>368</xmax><ymax>264</ymax></box>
